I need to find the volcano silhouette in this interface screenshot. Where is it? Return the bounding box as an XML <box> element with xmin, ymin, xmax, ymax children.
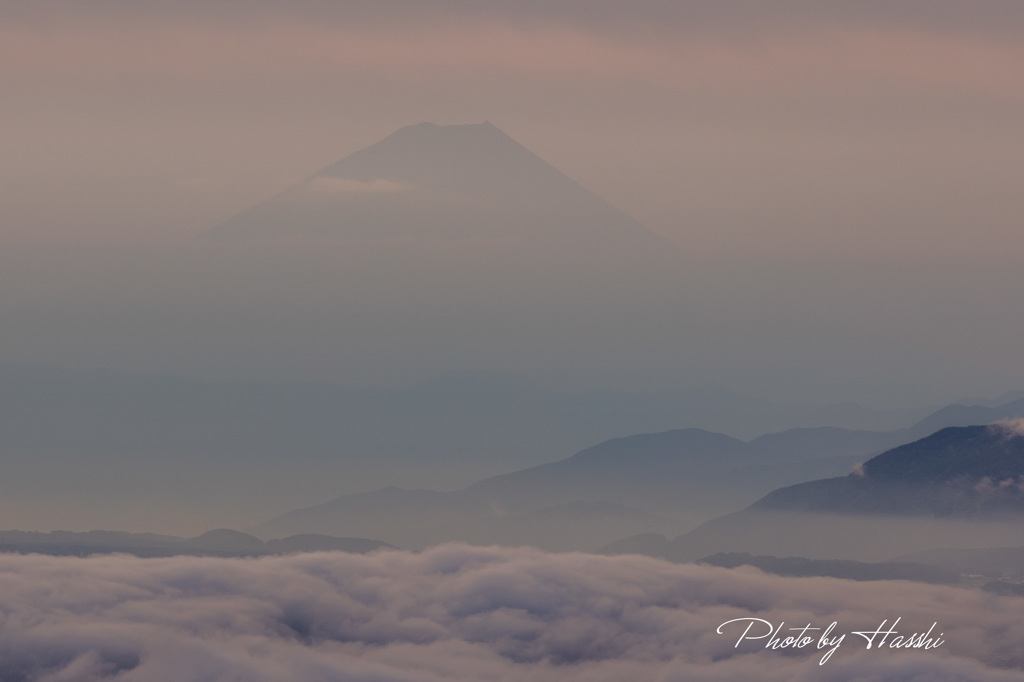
<box><xmin>207</xmin><ymin>122</ymin><xmax>670</xmax><ymax>254</ymax></box>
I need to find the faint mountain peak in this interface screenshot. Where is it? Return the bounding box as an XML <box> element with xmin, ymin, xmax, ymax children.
<box><xmin>206</xmin><ymin>121</ymin><xmax>670</xmax><ymax>249</ymax></box>
<box><xmin>185</xmin><ymin>528</ymin><xmax>266</xmax><ymax>552</ymax></box>
<box><xmin>316</xmin><ymin>120</ymin><xmax>578</xmax><ymax>202</ymax></box>
<box><xmin>908</xmin><ymin>397</ymin><xmax>1024</xmax><ymax>437</ymax></box>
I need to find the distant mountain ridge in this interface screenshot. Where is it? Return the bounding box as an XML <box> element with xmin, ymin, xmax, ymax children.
<box><xmin>605</xmin><ymin>422</ymin><xmax>1024</xmax><ymax>563</ymax></box>
<box><xmin>908</xmin><ymin>399</ymin><xmax>1024</xmax><ymax>438</ymax></box>
<box><xmin>250</xmin><ymin>425</ymin><xmax>882</xmax><ymax>549</ymax></box>
<box><xmin>699</xmin><ymin>552</ymin><xmax>959</xmax><ymax>584</ymax></box>
<box><xmin>0</xmin><ymin>529</ymin><xmax>393</xmax><ymax>558</ymax></box>
<box><xmin>252</xmin><ymin>399</ymin><xmax>1024</xmax><ymax>551</ymax></box>
<box><xmin>5</xmin><ymin>350</ymin><xmax>1023</xmax><ymax>552</ymax></box>
<box><xmin>3</xmin><ymin>362</ymin><xmax>977</xmax><ymax>533</ymax></box>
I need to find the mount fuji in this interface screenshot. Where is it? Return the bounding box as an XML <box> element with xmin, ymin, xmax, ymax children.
<box><xmin>207</xmin><ymin>121</ymin><xmax>670</xmax><ymax>257</ymax></box>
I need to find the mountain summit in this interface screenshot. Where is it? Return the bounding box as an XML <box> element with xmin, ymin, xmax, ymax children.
<box><xmin>207</xmin><ymin>122</ymin><xmax>667</xmax><ymax>250</ymax></box>
<box><xmin>184</xmin><ymin>122</ymin><xmax>689</xmax><ymax>392</ymax></box>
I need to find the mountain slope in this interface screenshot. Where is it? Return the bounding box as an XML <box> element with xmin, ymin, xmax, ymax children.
<box><xmin>251</xmin><ymin>425</ymin><xmax>912</xmax><ymax>549</ymax></box>
<box><xmin>636</xmin><ymin>423</ymin><xmax>1024</xmax><ymax>562</ymax></box>
<box><xmin>755</xmin><ymin>423</ymin><xmax>1024</xmax><ymax>516</ymax></box>
<box><xmin>460</xmin><ymin>426</ymin><xmax>908</xmax><ymax>518</ymax></box>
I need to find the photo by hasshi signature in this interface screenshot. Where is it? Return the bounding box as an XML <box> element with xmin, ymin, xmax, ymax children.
<box><xmin>718</xmin><ymin>617</ymin><xmax>945</xmax><ymax>665</ymax></box>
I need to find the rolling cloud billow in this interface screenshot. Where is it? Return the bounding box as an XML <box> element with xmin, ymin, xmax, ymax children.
<box><xmin>1</xmin><ymin>545</ymin><xmax>1022</xmax><ymax>681</ymax></box>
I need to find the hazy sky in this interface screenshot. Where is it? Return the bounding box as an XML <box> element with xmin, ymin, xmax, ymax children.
<box><xmin>2</xmin><ymin>1</ymin><xmax>1024</xmax><ymax>404</ymax></box>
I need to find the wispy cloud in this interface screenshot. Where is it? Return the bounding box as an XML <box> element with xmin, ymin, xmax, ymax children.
<box><xmin>305</xmin><ymin>177</ymin><xmax>411</xmax><ymax>195</ymax></box>
<box><xmin>992</xmin><ymin>418</ymin><xmax>1024</xmax><ymax>437</ymax></box>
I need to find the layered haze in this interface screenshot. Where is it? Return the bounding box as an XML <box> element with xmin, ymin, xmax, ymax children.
<box><xmin>3</xmin><ymin>4</ymin><xmax>1023</xmax><ymax>679</ymax></box>
<box><xmin>3</xmin><ymin>1</ymin><xmax>1024</xmax><ymax>404</ymax></box>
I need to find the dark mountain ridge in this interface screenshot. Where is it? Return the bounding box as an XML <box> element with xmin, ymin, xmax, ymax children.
<box><xmin>604</xmin><ymin>422</ymin><xmax>1024</xmax><ymax>563</ymax></box>
<box><xmin>755</xmin><ymin>423</ymin><xmax>1024</xmax><ymax>517</ymax></box>
<box><xmin>253</xmin><ymin>397</ymin><xmax>1024</xmax><ymax>552</ymax></box>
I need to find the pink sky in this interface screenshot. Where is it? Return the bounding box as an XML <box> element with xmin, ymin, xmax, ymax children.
<box><xmin>3</xmin><ymin>4</ymin><xmax>1022</xmax><ymax>252</ymax></box>
<box><xmin>1</xmin><ymin>1</ymin><xmax>1023</xmax><ymax>402</ymax></box>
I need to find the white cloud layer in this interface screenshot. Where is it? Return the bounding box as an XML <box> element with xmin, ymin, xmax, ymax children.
<box><xmin>0</xmin><ymin>544</ymin><xmax>1023</xmax><ymax>680</ymax></box>
<box><xmin>993</xmin><ymin>418</ymin><xmax>1024</xmax><ymax>437</ymax></box>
